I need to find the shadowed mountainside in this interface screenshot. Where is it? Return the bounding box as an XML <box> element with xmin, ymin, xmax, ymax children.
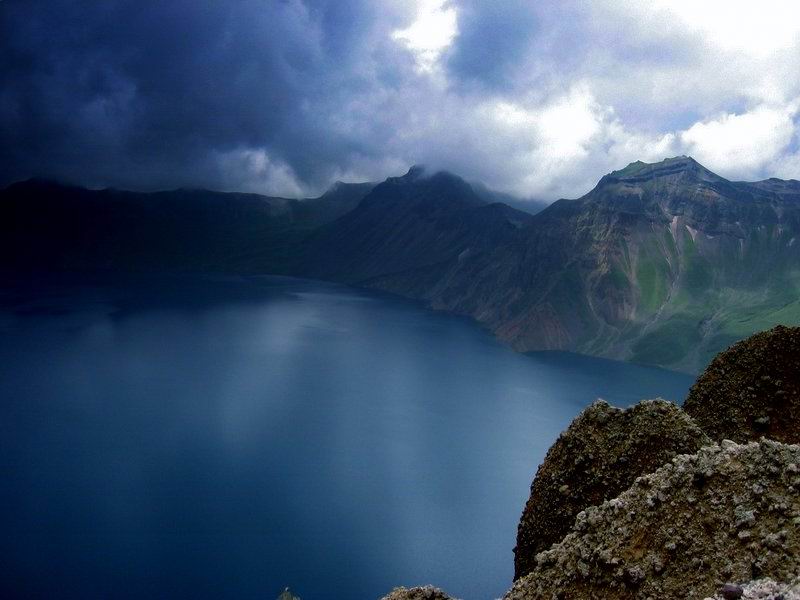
<box><xmin>0</xmin><ymin>178</ymin><xmax>374</xmax><ymax>274</ymax></box>
<box><xmin>4</xmin><ymin>157</ymin><xmax>800</xmax><ymax>371</ymax></box>
<box><xmin>299</xmin><ymin>166</ymin><xmax>534</xmax><ymax>284</ymax></box>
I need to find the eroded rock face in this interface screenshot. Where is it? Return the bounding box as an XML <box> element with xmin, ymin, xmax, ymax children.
<box><xmin>513</xmin><ymin>398</ymin><xmax>710</xmax><ymax>580</ymax></box>
<box><xmin>506</xmin><ymin>440</ymin><xmax>800</xmax><ymax>600</ymax></box>
<box><xmin>379</xmin><ymin>586</ymin><xmax>457</xmax><ymax>600</ymax></box>
<box><xmin>684</xmin><ymin>325</ymin><xmax>800</xmax><ymax>444</ymax></box>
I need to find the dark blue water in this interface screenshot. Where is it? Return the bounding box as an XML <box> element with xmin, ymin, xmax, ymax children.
<box><xmin>0</xmin><ymin>275</ymin><xmax>693</xmax><ymax>599</ymax></box>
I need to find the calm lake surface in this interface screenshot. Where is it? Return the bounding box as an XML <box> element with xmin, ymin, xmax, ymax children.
<box><xmin>0</xmin><ymin>275</ymin><xmax>693</xmax><ymax>599</ymax></box>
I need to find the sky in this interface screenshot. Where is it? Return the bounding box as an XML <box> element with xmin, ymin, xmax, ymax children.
<box><xmin>2</xmin><ymin>0</ymin><xmax>800</xmax><ymax>201</ymax></box>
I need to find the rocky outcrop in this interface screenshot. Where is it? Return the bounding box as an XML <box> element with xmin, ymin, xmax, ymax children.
<box><xmin>379</xmin><ymin>586</ymin><xmax>457</xmax><ymax>600</ymax></box>
<box><xmin>684</xmin><ymin>325</ymin><xmax>800</xmax><ymax>444</ymax></box>
<box><xmin>514</xmin><ymin>398</ymin><xmax>710</xmax><ymax>580</ymax></box>
<box><xmin>277</xmin><ymin>588</ymin><xmax>301</xmax><ymax>600</ymax></box>
<box><xmin>505</xmin><ymin>440</ymin><xmax>800</xmax><ymax>600</ymax></box>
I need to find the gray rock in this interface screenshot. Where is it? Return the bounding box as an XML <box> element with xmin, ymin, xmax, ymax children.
<box><xmin>379</xmin><ymin>585</ymin><xmax>458</xmax><ymax>600</ymax></box>
<box><xmin>513</xmin><ymin>398</ymin><xmax>710</xmax><ymax>580</ymax></box>
<box><xmin>706</xmin><ymin>578</ymin><xmax>800</xmax><ymax>600</ymax></box>
<box><xmin>720</xmin><ymin>584</ymin><xmax>745</xmax><ymax>600</ymax></box>
<box><xmin>505</xmin><ymin>440</ymin><xmax>800</xmax><ymax>600</ymax></box>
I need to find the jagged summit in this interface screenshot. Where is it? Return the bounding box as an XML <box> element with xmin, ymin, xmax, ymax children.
<box><xmin>384</xmin><ymin>164</ymin><xmax>427</xmax><ymax>184</ymax></box>
<box><xmin>405</xmin><ymin>164</ymin><xmax>427</xmax><ymax>179</ymax></box>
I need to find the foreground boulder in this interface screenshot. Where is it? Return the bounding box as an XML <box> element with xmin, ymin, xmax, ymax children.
<box><xmin>684</xmin><ymin>325</ymin><xmax>800</xmax><ymax>444</ymax></box>
<box><xmin>514</xmin><ymin>399</ymin><xmax>709</xmax><ymax>579</ymax></box>
<box><xmin>506</xmin><ymin>439</ymin><xmax>800</xmax><ymax>600</ymax></box>
<box><xmin>379</xmin><ymin>586</ymin><xmax>456</xmax><ymax>600</ymax></box>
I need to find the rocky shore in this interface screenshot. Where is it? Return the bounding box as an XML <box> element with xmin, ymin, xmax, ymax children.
<box><xmin>381</xmin><ymin>325</ymin><xmax>800</xmax><ymax>599</ymax></box>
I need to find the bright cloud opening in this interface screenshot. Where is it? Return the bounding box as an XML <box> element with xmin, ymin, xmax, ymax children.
<box><xmin>392</xmin><ymin>0</ymin><xmax>458</xmax><ymax>72</ymax></box>
<box><xmin>679</xmin><ymin>104</ymin><xmax>799</xmax><ymax>177</ymax></box>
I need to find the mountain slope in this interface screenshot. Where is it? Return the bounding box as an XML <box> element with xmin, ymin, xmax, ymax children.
<box><xmin>4</xmin><ymin>158</ymin><xmax>800</xmax><ymax>372</ymax></box>
<box><xmin>0</xmin><ymin>178</ymin><xmax>374</xmax><ymax>273</ymax></box>
<box><xmin>363</xmin><ymin>157</ymin><xmax>800</xmax><ymax>371</ymax></box>
<box><xmin>300</xmin><ymin>166</ymin><xmax>534</xmax><ymax>284</ymax></box>
<box><xmin>469</xmin><ymin>181</ymin><xmax>548</xmax><ymax>215</ymax></box>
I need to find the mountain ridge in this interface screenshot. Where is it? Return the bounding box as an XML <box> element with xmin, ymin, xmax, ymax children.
<box><xmin>3</xmin><ymin>156</ymin><xmax>799</xmax><ymax>372</ymax></box>
<box><xmin>344</xmin><ymin>156</ymin><xmax>800</xmax><ymax>372</ymax></box>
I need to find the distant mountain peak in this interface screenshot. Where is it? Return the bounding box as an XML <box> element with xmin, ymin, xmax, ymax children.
<box><xmin>387</xmin><ymin>165</ymin><xmax>475</xmax><ymax>192</ymax></box>
<box><xmin>398</xmin><ymin>164</ymin><xmax>468</xmax><ymax>182</ymax></box>
<box><xmin>405</xmin><ymin>164</ymin><xmax>427</xmax><ymax>179</ymax></box>
<box><xmin>602</xmin><ymin>156</ymin><xmax>723</xmax><ymax>187</ymax></box>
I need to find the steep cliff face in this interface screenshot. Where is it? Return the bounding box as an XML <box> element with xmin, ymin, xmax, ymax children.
<box><xmin>369</xmin><ymin>157</ymin><xmax>800</xmax><ymax>372</ymax></box>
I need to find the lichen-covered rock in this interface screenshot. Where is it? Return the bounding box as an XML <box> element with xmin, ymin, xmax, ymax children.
<box><xmin>706</xmin><ymin>579</ymin><xmax>800</xmax><ymax>600</ymax></box>
<box><xmin>684</xmin><ymin>325</ymin><xmax>800</xmax><ymax>444</ymax></box>
<box><xmin>379</xmin><ymin>585</ymin><xmax>457</xmax><ymax>600</ymax></box>
<box><xmin>505</xmin><ymin>440</ymin><xmax>800</xmax><ymax>600</ymax></box>
<box><xmin>513</xmin><ymin>398</ymin><xmax>710</xmax><ymax>580</ymax></box>
<box><xmin>705</xmin><ymin>578</ymin><xmax>800</xmax><ymax>600</ymax></box>
<box><xmin>277</xmin><ymin>588</ymin><xmax>301</xmax><ymax>600</ymax></box>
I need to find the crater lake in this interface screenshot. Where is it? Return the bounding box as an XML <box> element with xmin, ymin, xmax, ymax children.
<box><xmin>0</xmin><ymin>275</ymin><xmax>693</xmax><ymax>599</ymax></box>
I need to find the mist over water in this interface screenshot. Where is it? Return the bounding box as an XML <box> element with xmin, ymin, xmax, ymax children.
<box><xmin>0</xmin><ymin>275</ymin><xmax>692</xmax><ymax>599</ymax></box>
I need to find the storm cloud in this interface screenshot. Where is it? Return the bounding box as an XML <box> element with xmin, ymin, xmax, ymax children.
<box><xmin>2</xmin><ymin>0</ymin><xmax>800</xmax><ymax>200</ymax></box>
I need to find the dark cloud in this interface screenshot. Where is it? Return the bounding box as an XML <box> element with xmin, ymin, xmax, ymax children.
<box><xmin>2</xmin><ymin>1</ymin><xmax>799</xmax><ymax>199</ymax></box>
<box><xmin>444</xmin><ymin>0</ymin><xmax>539</xmax><ymax>91</ymax></box>
<box><xmin>0</xmin><ymin>0</ymin><xmax>412</xmax><ymax>193</ymax></box>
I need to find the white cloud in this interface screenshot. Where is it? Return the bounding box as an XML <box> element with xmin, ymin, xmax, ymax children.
<box><xmin>452</xmin><ymin>1</ymin><xmax>800</xmax><ymax>196</ymax></box>
<box><xmin>480</xmin><ymin>86</ymin><xmax>608</xmax><ymax>196</ymax></box>
<box><xmin>214</xmin><ymin>149</ymin><xmax>307</xmax><ymax>197</ymax></box>
<box><xmin>678</xmin><ymin>104</ymin><xmax>799</xmax><ymax>178</ymax></box>
<box><xmin>773</xmin><ymin>151</ymin><xmax>800</xmax><ymax>182</ymax></box>
<box><xmin>650</xmin><ymin>1</ymin><xmax>800</xmax><ymax>57</ymax></box>
<box><xmin>492</xmin><ymin>88</ymin><xmax>601</xmax><ymax>161</ymax></box>
<box><xmin>392</xmin><ymin>0</ymin><xmax>458</xmax><ymax>72</ymax></box>
<box><xmin>202</xmin><ymin>2</ymin><xmax>800</xmax><ymax>201</ymax></box>
<box><xmin>529</xmin><ymin>86</ymin><xmax>604</xmax><ymax>161</ymax></box>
